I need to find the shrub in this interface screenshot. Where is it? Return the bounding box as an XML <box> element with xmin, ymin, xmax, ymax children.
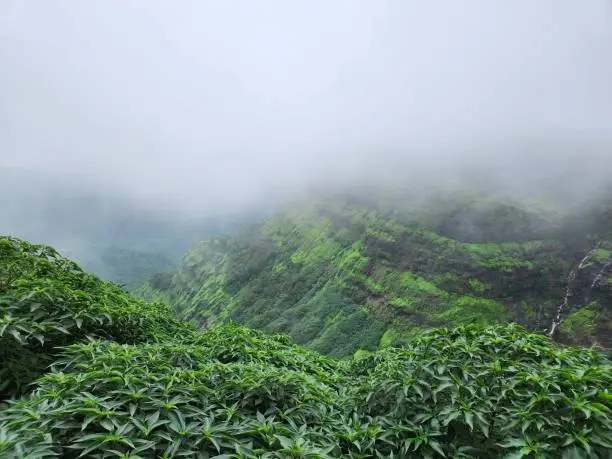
<box><xmin>0</xmin><ymin>237</ymin><xmax>190</xmax><ymax>399</ymax></box>
<box><xmin>1</xmin><ymin>238</ymin><xmax>611</xmax><ymax>458</ymax></box>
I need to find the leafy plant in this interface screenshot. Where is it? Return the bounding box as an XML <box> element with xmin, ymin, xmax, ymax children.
<box><xmin>1</xmin><ymin>237</ymin><xmax>611</xmax><ymax>457</ymax></box>
<box><xmin>0</xmin><ymin>237</ymin><xmax>190</xmax><ymax>399</ymax></box>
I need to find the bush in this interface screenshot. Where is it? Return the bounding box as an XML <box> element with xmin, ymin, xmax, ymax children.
<box><xmin>0</xmin><ymin>237</ymin><xmax>190</xmax><ymax>399</ymax></box>
<box><xmin>1</xmin><ymin>238</ymin><xmax>611</xmax><ymax>458</ymax></box>
<box><xmin>2</xmin><ymin>323</ymin><xmax>610</xmax><ymax>458</ymax></box>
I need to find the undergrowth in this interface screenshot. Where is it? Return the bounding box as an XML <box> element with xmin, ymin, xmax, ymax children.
<box><xmin>1</xmin><ymin>237</ymin><xmax>611</xmax><ymax>458</ymax></box>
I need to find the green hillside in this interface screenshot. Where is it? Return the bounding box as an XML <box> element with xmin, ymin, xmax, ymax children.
<box><xmin>139</xmin><ymin>194</ymin><xmax>612</xmax><ymax>357</ymax></box>
<box><xmin>1</xmin><ymin>236</ymin><xmax>611</xmax><ymax>458</ymax></box>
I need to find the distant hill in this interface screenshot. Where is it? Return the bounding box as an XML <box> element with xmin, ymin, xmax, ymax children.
<box><xmin>139</xmin><ymin>190</ymin><xmax>612</xmax><ymax>356</ymax></box>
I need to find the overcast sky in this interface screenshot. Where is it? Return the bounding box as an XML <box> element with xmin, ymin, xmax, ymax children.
<box><xmin>2</xmin><ymin>1</ymin><xmax>612</xmax><ymax>212</ymax></box>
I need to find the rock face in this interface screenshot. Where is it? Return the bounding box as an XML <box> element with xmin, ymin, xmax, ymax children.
<box><xmin>139</xmin><ymin>193</ymin><xmax>612</xmax><ymax>357</ymax></box>
<box><xmin>551</xmin><ymin>247</ymin><xmax>612</xmax><ymax>348</ymax></box>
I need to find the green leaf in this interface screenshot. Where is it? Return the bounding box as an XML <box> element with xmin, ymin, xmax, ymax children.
<box><xmin>498</xmin><ymin>439</ymin><xmax>527</xmax><ymax>448</ymax></box>
<box><xmin>464</xmin><ymin>412</ymin><xmax>474</xmax><ymax>431</ymax></box>
<box><xmin>429</xmin><ymin>440</ymin><xmax>446</xmax><ymax>457</ymax></box>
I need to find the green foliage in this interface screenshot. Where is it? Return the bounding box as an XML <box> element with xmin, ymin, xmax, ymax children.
<box><xmin>141</xmin><ymin>199</ymin><xmax>586</xmax><ymax>355</ymax></box>
<box><xmin>434</xmin><ymin>296</ymin><xmax>512</xmax><ymax>325</ymax></box>
<box><xmin>400</xmin><ymin>272</ymin><xmax>445</xmax><ymax>296</ymax></box>
<box><xmin>273</xmin><ymin>262</ymin><xmax>287</xmax><ymax>273</ymax></box>
<box><xmin>350</xmin><ymin>324</ymin><xmax>612</xmax><ymax>458</ymax></box>
<box><xmin>0</xmin><ymin>326</ymin><xmax>345</xmax><ymax>458</ymax></box>
<box><xmin>309</xmin><ymin>308</ymin><xmax>388</xmax><ymax>358</ymax></box>
<box><xmin>379</xmin><ymin>328</ymin><xmax>397</xmax><ymax>348</ymax></box>
<box><xmin>1</xmin><ymin>321</ymin><xmax>611</xmax><ymax>458</ymax></box>
<box><xmin>593</xmin><ymin>249</ymin><xmax>611</xmax><ymax>262</ymax></box>
<box><xmin>560</xmin><ymin>303</ymin><xmax>600</xmax><ymax>339</ymax></box>
<box><xmin>1</xmin><ymin>239</ymin><xmax>611</xmax><ymax>457</ymax></box>
<box><xmin>468</xmin><ymin>278</ymin><xmax>489</xmax><ymax>294</ymax></box>
<box><xmin>336</xmin><ymin>242</ymin><xmax>368</xmax><ymax>275</ymax></box>
<box><xmin>0</xmin><ymin>237</ymin><xmax>190</xmax><ymax>400</ymax></box>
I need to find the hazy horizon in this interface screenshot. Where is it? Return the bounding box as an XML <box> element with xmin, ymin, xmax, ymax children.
<box><xmin>2</xmin><ymin>1</ymin><xmax>612</xmax><ymax>265</ymax></box>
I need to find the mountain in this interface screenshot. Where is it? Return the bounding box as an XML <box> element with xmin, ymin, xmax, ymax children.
<box><xmin>2</xmin><ymin>236</ymin><xmax>611</xmax><ymax>457</ymax></box>
<box><xmin>139</xmin><ymin>191</ymin><xmax>612</xmax><ymax>356</ymax></box>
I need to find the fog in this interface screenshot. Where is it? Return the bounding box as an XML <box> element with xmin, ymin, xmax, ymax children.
<box><xmin>2</xmin><ymin>1</ymin><xmax>612</xmax><ymax>272</ymax></box>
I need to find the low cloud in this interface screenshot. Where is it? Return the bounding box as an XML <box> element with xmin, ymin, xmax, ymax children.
<box><xmin>1</xmin><ymin>1</ymin><xmax>611</xmax><ymax>224</ymax></box>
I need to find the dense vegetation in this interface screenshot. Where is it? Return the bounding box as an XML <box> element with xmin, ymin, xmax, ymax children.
<box><xmin>0</xmin><ymin>237</ymin><xmax>188</xmax><ymax>400</ymax></box>
<box><xmin>139</xmin><ymin>193</ymin><xmax>612</xmax><ymax>357</ymax></box>
<box><xmin>1</xmin><ymin>236</ymin><xmax>611</xmax><ymax>457</ymax></box>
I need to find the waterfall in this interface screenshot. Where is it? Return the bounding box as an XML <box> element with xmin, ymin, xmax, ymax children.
<box><xmin>548</xmin><ymin>248</ymin><xmax>597</xmax><ymax>340</ymax></box>
<box><xmin>585</xmin><ymin>261</ymin><xmax>612</xmax><ymax>303</ymax></box>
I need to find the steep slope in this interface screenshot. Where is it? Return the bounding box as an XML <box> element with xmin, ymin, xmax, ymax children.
<box><xmin>140</xmin><ymin>195</ymin><xmax>612</xmax><ymax>356</ymax></box>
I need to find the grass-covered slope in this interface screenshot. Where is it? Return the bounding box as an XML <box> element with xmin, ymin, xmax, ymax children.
<box><xmin>1</xmin><ymin>237</ymin><xmax>611</xmax><ymax>457</ymax></box>
<box><xmin>140</xmin><ymin>196</ymin><xmax>612</xmax><ymax>356</ymax></box>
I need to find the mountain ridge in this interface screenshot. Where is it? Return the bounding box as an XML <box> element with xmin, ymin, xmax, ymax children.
<box><xmin>138</xmin><ymin>192</ymin><xmax>612</xmax><ymax>356</ymax></box>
